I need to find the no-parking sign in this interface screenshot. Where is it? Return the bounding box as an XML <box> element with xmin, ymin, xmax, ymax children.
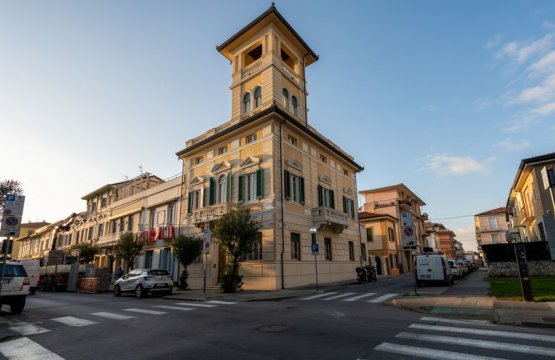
<box><xmin>1</xmin><ymin>195</ymin><xmax>25</xmax><ymax>237</ymax></box>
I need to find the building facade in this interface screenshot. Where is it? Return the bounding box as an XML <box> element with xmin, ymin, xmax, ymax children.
<box><xmin>358</xmin><ymin>212</ymin><xmax>401</xmax><ymax>276</ymax></box>
<box><xmin>474</xmin><ymin>207</ymin><xmax>509</xmax><ymax>260</ymax></box>
<box><xmin>506</xmin><ymin>152</ymin><xmax>555</xmax><ymax>259</ymax></box>
<box><xmin>176</xmin><ymin>5</ymin><xmax>364</xmax><ymax>290</ymax></box>
<box><xmin>359</xmin><ymin>184</ymin><xmax>427</xmax><ymax>272</ymax></box>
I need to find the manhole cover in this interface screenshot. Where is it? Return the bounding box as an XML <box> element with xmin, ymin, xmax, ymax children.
<box><xmin>257</xmin><ymin>324</ymin><xmax>289</xmax><ymax>332</ymax></box>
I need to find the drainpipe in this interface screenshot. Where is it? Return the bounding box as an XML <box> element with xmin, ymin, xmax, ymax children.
<box><xmin>302</xmin><ymin>53</ymin><xmax>309</xmax><ymax>128</ymax></box>
<box><xmin>279</xmin><ymin>119</ymin><xmax>286</xmax><ymax>289</ymax></box>
<box><xmin>354</xmin><ymin>174</ymin><xmax>363</xmax><ymax>268</ymax></box>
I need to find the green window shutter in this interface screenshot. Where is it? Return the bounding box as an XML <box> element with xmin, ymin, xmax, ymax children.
<box><xmin>329</xmin><ymin>189</ymin><xmax>335</xmax><ymax>209</ymax></box>
<box><xmin>350</xmin><ymin>199</ymin><xmax>355</xmax><ymax>219</ymax></box>
<box><xmin>256</xmin><ymin>169</ymin><xmax>263</xmax><ymax>199</ymax></box>
<box><xmin>284</xmin><ymin>170</ymin><xmax>291</xmax><ymax>200</ymax></box>
<box><xmin>187</xmin><ymin>192</ymin><xmax>193</xmax><ymax>215</ymax></box>
<box><xmin>299</xmin><ymin>176</ymin><xmax>305</xmax><ymax>205</ymax></box>
<box><xmin>226</xmin><ymin>173</ymin><xmax>232</xmax><ymax>202</ymax></box>
<box><xmin>366</xmin><ymin>228</ymin><xmax>372</xmax><ymax>242</ymax></box>
<box><xmin>238</xmin><ymin>175</ymin><xmax>244</xmax><ymax>203</ymax></box>
<box><xmin>317</xmin><ymin>185</ymin><xmax>323</xmax><ymax>207</ymax></box>
<box><xmin>209</xmin><ymin>178</ymin><xmax>216</xmax><ymax>205</ymax></box>
<box><xmin>342</xmin><ymin>196</ymin><xmax>347</xmax><ymax>213</ymax></box>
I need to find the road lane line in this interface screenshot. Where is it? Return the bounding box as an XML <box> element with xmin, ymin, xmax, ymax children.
<box><xmin>301</xmin><ymin>292</ymin><xmax>337</xmax><ymax>300</ymax></box>
<box><xmin>374</xmin><ymin>342</ymin><xmax>507</xmax><ymax>360</ymax></box>
<box><xmin>173</xmin><ymin>302</ymin><xmax>217</xmax><ymax>308</ymax></box>
<box><xmin>409</xmin><ymin>323</ymin><xmax>555</xmax><ymax>342</ymax></box>
<box><xmin>206</xmin><ymin>300</ymin><xmax>238</xmax><ymax>305</ymax></box>
<box><xmin>90</xmin><ymin>312</ymin><xmax>136</xmax><ymax>320</ymax></box>
<box><xmin>154</xmin><ymin>305</ymin><xmax>195</xmax><ymax>311</ymax></box>
<box><xmin>123</xmin><ymin>308</ymin><xmax>167</xmax><ymax>315</ymax></box>
<box><xmin>0</xmin><ymin>337</ymin><xmax>65</xmax><ymax>360</ymax></box>
<box><xmin>367</xmin><ymin>293</ymin><xmax>398</xmax><ymax>303</ymax></box>
<box><xmin>51</xmin><ymin>316</ymin><xmax>98</xmax><ymax>327</ymax></box>
<box><xmin>397</xmin><ymin>332</ymin><xmax>555</xmax><ymax>357</ymax></box>
<box><xmin>9</xmin><ymin>321</ymin><xmax>50</xmax><ymax>335</ymax></box>
<box><xmin>342</xmin><ymin>292</ymin><xmax>376</xmax><ymax>302</ymax></box>
<box><xmin>321</xmin><ymin>292</ymin><xmax>356</xmax><ymax>301</ymax></box>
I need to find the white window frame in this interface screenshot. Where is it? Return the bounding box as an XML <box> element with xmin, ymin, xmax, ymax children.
<box><xmin>218</xmin><ymin>175</ymin><xmax>227</xmax><ymax>204</ymax></box>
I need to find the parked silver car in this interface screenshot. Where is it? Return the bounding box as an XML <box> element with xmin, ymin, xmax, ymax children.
<box><xmin>114</xmin><ymin>269</ymin><xmax>173</xmax><ymax>298</ymax></box>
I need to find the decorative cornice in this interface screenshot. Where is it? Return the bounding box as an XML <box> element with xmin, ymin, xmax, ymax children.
<box><xmin>319</xmin><ymin>175</ymin><xmax>332</xmax><ymax>186</ymax></box>
<box><xmin>240</xmin><ymin>156</ymin><xmax>261</xmax><ymax>169</ymax></box>
<box><xmin>190</xmin><ymin>176</ymin><xmax>206</xmax><ymax>186</ymax></box>
<box><xmin>286</xmin><ymin>159</ymin><xmax>302</xmax><ymax>172</ymax></box>
<box><xmin>211</xmin><ymin>161</ymin><xmax>231</xmax><ymax>174</ymax></box>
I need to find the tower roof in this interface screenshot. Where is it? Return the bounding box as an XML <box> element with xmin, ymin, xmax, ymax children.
<box><xmin>217</xmin><ymin>4</ymin><xmax>319</xmax><ymax>66</ymax></box>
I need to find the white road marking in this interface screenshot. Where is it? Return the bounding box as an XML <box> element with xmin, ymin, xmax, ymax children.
<box><xmin>0</xmin><ymin>337</ymin><xmax>65</xmax><ymax>360</ymax></box>
<box><xmin>374</xmin><ymin>342</ymin><xmax>506</xmax><ymax>360</ymax></box>
<box><xmin>90</xmin><ymin>312</ymin><xmax>136</xmax><ymax>320</ymax></box>
<box><xmin>9</xmin><ymin>321</ymin><xmax>50</xmax><ymax>336</ymax></box>
<box><xmin>367</xmin><ymin>293</ymin><xmax>398</xmax><ymax>303</ymax></box>
<box><xmin>51</xmin><ymin>316</ymin><xmax>98</xmax><ymax>327</ymax></box>
<box><xmin>154</xmin><ymin>305</ymin><xmax>195</xmax><ymax>311</ymax></box>
<box><xmin>409</xmin><ymin>323</ymin><xmax>555</xmax><ymax>343</ymax></box>
<box><xmin>342</xmin><ymin>292</ymin><xmax>376</xmax><ymax>302</ymax></box>
<box><xmin>123</xmin><ymin>308</ymin><xmax>167</xmax><ymax>315</ymax></box>
<box><xmin>420</xmin><ymin>316</ymin><xmax>496</xmax><ymax>326</ymax></box>
<box><xmin>397</xmin><ymin>331</ymin><xmax>555</xmax><ymax>357</ymax></box>
<box><xmin>173</xmin><ymin>302</ymin><xmax>217</xmax><ymax>308</ymax></box>
<box><xmin>321</xmin><ymin>292</ymin><xmax>356</xmax><ymax>301</ymax></box>
<box><xmin>206</xmin><ymin>300</ymin><xmax>238</xmax><ymax>305</ymax></box>
<box><xmin>301</xmin><ymin>292</ymin><xmax>337</xmax><ymax>300</ymax></box>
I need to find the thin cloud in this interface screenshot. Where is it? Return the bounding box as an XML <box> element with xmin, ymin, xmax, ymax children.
<box><xmin>494</xmin><ymin>139</ymin><xmax>530</xmax><ymax>151</ymax></box>
<box><xmin>528</xmin><ymin>50</ymin><xmax>555</xmax><ymax>75</ymax></box>
<box><xmin>532</xmin><ymin>101</ymin><xmax>555</xmax><ymax>116</ymax></box>
<box><xmin>426</xmin><ymin>155</ymin><xmax>495</xmax><ymax>175</ymax></box>
<box><xmin>512</xmin><ymin>72</ymin><xmax>555</xmax><ymax>104</ymax></box>
<box><xmin>497</xmin><ymin>33</ymin><xmax>554</xmax><ymax>63</ymax></box>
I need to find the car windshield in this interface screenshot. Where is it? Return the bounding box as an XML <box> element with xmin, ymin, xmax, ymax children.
<box><xmin>147</xmin><ymin>270</ymin><xmax>169</xmax><ymax>276</ymax></box>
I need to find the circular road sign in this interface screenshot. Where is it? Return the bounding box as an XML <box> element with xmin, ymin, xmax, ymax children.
<box><xmin>5</xmin><ymin>217</ymin><xmax>19</xmax><ymax>226</ymax></box>
<box><xmin>403</xmin><ymin>227</ymin><xmax>415</xmax><ymax>237</ymax></box>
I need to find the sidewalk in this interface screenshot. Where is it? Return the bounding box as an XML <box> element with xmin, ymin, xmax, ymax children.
<box><xmin>392</xmin><ymin>269</ymin><xmax>555</xmax><ymax>328</ymax></box>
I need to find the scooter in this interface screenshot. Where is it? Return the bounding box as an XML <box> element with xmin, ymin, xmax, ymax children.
<box><xmin>356</xmin><ymin>265</ymin><xmax>378</xmax><ymax>283</ymax></box>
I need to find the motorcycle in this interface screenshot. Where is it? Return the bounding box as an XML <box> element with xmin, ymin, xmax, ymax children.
<box><xmin>356</xmin><ymin>265</ymin><xmax>378</xmax><ymax>283</ymax></box>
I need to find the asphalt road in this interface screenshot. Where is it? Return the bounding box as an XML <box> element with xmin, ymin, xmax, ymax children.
<box><xmin>0</xmin><ymin>275</ymin><xmax>553</xmax><ymax>360</ymax></box>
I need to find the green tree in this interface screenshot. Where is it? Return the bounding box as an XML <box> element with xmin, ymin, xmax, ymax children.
<box><xmin>212</xmin><ymin>209</ymin><xmax>260</xmax><ymax>293</ymax></box>
<box><xmin>70</xmin><ymin>243</ymin><xmax>100</xmax><ymax>263</ymax></box>
<box><xmin>172</xmin><ymin>235</ymin><xmax>202</xmax><ymax>290</ymax></box>
<box><xmin>0</xmin><ymin>179</ymin><xmax>24</xmax><ymax>213</ymax></box>
<box><xmin>113</xmin><ymin>232</ymin><xmax>145</xmax><ymax>272</ymax></box>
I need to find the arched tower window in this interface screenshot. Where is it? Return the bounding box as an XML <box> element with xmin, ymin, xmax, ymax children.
<box><xmin>291</xmin><ymin>96</ymin><xmax>298</xmax><ymax>116</ymax></box>
<box><xmin>243</xmin><ymin>93</ymin><xmax>251</xmax><ymax>114</ymax></box>
<box><xmin>254</xmin><ymin>86</ymin><xmax>262</xmax><ymax>107</ymax></box>
<box><xmin>282</xmin><ymin>88</ymin><xmax>289</xmax><ymax>110</ymax></box>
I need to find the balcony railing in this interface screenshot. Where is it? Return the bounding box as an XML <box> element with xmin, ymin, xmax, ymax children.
<box><xmin>193</xmin><ymin>203</ymin><xmax>240</xmax><ymax>225</ymax></box>
<box><xmin>312</xmin><ymin>207</ymin><xmax>349</xmax><ymax>233</ymax></box>
<box><xmin>476</xmin><ymin>225</ymin><xmax>507</xmax><ymax>232</ymax></box>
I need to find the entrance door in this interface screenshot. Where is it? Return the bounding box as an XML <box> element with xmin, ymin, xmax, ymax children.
<box><xmin>218</xmin><ymin>247</ymin><xmax>227</xmax><ymax>282</ymax></box>
<box><xmin>375</xmin><ymin>256</ymin><xmax>382</xmax><ymax>275</ymax></box>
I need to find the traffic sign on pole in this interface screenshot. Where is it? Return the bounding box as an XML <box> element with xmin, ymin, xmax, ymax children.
<box><xmin>1</xmin><ymin>195</ymin><xmax>25</xmax><ymax>237</ymax></box>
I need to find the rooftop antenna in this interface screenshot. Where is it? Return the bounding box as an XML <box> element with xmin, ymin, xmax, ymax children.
<box><xmin>138</xmin><ymin>165</ymin><xmax>143</xmax><ymax>175</ymax></box>
<box><xmin>124</xmin><ymin>175</ymin><xmax>129</xmax><ymax>180</ymax></box>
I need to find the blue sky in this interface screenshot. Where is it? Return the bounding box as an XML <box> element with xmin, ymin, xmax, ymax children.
<box><xmin>2</xmin><ymin>1</ymin><xmax>555</xmax><ymax>251</ymax></box>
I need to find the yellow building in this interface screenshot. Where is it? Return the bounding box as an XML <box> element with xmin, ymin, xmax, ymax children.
<box><xmin>12</xmin><ymin>221</ymin><xmax>49</xmax><ymax>259</ymax></box>
<box><xmin>506</xmin><ymin>152</ymin><xmax>555</xmax><ymax>258</ymax></box>
<box><xmin>474</xmin><ymin>207</ymin><xmax>509</xmax><ymax>260</ymax></box>
<box><xmin>176</xmin><ymin>5</ymin><xmax>364</xmax><ymax>290</ymax></box>
<box><xmin>359</xmin><ymin>183</ymin><xmax>427</xmax><ymax>272</ymax></box>
<box><xmin>359</xmin><ymin>212</ymin><xmax>401</xmax><ymax>276</ymax></box>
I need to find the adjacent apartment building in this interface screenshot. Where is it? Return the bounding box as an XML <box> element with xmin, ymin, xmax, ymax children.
<box><xmin>506</xmin><ymin>152</ymin><xmax>555</xmax><ymax>259</ymax></box>
<box><xmin>359</xmin><ymin>184</ymin><xmax>427</xmax><ymax>272</ymax></box>
<box><xmin>474</xmin><ymin>207</ymin><xmax>509</xmax><ymax>260</ymax></box>
<box><xmin>175</xmin><ymin>5</ymin><xmax>364</xmax><ymax>290</ymax></box>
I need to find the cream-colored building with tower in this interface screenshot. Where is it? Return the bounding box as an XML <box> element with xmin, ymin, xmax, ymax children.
<box><xmin>176</xmin><ymin>5</ymin><xmax>364</xmax><ymax>290</ymax></box>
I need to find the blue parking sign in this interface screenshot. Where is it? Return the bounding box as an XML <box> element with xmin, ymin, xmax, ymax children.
<box><xmin>311</xmin><ymin>243</ymin><xmax>319</xmax><ymax>255</ymax></box>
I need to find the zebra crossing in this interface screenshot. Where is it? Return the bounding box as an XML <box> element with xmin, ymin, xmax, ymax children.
<box><xmin>300</xmin><ymin>291</ymin><xmax>398</xmax><ymax>303</ymax></box>
<box><xmin>5</xmin><ymin>300</ymin><xmax>238</xmax><ymax>337</ymax></box>
<box><xmin>372</xmin><ymin>316</ymin><xmax>555</xmax><ymax>359</ymax></box>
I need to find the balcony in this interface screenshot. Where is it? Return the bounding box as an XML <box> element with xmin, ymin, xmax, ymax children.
<box><xmin>397</xmin><ymin>199</ymin><xmax>412</xmax><ymax>208</ymax></box>
<box><xmin>312</xmin><ymin>207</ymin><xmax>349</xmax><ymax>233</ymax></box>
<box><xmin>193</xmin><ymin>203</ymin><xmax>240</xmax><ymax>226</ymax></box>
<box><xmin>476</xmin><ymin>225</ymin><xmax>507</xmax><ymax>233</ymax></box>
<box><xmin>517</xmin><ymin>207</ymin><xmax>535</xmax><ymax>224</ymax></box>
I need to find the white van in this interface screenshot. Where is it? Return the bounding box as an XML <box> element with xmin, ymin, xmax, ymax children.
<box><xmin>415</xmin><ymin>254</ymin><xmax>453</xmax><ymax>287</ymax></box>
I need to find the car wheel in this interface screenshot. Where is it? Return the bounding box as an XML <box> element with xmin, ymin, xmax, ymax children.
<box><xmin>10</xmin><ymin>297</ymin><xmax>26</xmax><ymax>314</ymax></box>
<box><xmin>114</xmin><ymin>285</ymin><xmax>122</xmax><ymax>297</ymax></box>
<box><xmin>135</xmin><ymin>284</ymin><xmax>145</xmax><ymax>298</ymax></box>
